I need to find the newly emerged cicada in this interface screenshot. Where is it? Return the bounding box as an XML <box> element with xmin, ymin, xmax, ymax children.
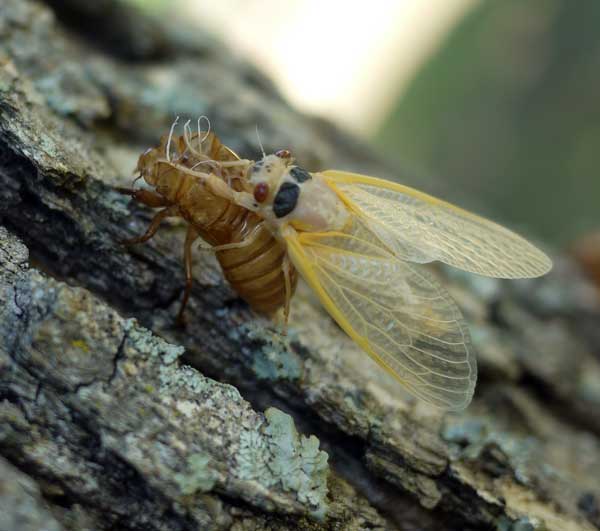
<box><xmin>120</xmin><ymin>118</ymin><xmax>552</xmax><ymax>410</ymax></box>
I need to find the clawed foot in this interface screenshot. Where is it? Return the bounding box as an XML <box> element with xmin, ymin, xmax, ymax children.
<box><xmin>119</xmin><ymin>235</ymin><xmax>144</xmax><ymax>246</ymax></box>
<box><xmin>175</xmin><ymin>308</ymin><xmax>188</xmax><ymax>328</ymax></box>
<box><xmin>115</xmin><ymin>186</ymin><xmax>134</xmax><ymax>195</ymax></box>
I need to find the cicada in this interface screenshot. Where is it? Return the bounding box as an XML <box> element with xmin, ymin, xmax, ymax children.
<box><xmin>120</xmin><ymin>119</ymin><xmax>552</xmax><ymax>410</ymax></box>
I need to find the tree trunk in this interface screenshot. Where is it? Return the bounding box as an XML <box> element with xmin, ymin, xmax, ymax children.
<box><xmin>1</xmin><ymin>1</ymin><xmax>599</xmax><ymax>530</ymax></box>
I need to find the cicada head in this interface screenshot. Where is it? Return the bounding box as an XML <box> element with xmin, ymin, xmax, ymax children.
<box><xmin>249</xmin><ymin>151</ymin><xmax>349</xmax><ymax>234</ymax></box>
<box><xmin>135</xmin><ymin>145</ymin><xmax>162</xmax><ymax>185</ymax></box>
<box><xmin>248</xmin><ymin>151</ymin><xmax>293</xmax><ymax>203</ymax></box>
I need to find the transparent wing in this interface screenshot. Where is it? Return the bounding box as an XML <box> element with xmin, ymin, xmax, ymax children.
<box><xmin>285</xmin><ymin>217</ymin><xmax>476</xmax><ymax>410</ymax></box>
<box><xmin>322</xmin><ymin>171</ymin><xmax>552</xmax><ymax>278</ymax></box>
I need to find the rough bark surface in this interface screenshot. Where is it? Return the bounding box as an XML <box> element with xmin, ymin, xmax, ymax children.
<box><xmin>1</xmin><ymin>1</ymin><xmax>599</xmax><ymax>530</ymax></box>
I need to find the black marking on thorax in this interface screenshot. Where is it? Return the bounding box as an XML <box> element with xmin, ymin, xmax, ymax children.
<box><xmin>290</xmin><ymin>166</ymin><xmax>312</xmax><ymax>183</ymax></box>
<box><xmin>273</xmin><ymin>182</ymin><xmax>300</xmax><ymax>218</ymax></box>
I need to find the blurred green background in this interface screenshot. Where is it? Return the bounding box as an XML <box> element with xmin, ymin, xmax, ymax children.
<box><xmin>377</xmin><ymin>0</ymin><xmax>600</xmax><ymax>247</ymax></box>
<box><xmin>130</xmin><ymin>0</ymin><xmax>599</xmax><ymax>248</ymax></box>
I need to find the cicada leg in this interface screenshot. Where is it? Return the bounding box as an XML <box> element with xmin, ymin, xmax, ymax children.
<box><xmin>211</xmin><ymin>223</ymin><xmax>264</xmax><ymax>252</ymax></box>
<box><xmin>116</xmin><ymin>187</ymin><xmax>173</xmax><ymax>208</ymax></box>
<box><xmin>121</xmin><ymin>205</ymin><xmax>179</xmax><ymax>245</ymax></box>
<box><xmin>281</xmin><ymin>253</ymin><xmax>292</xmax><ymax>336</ymax></box>
<box><xmin>176</xmin><ymin>226</ymin><xmax>201</xmax><ymax>325</ymax></box>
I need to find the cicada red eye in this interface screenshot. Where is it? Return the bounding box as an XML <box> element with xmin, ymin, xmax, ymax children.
<box><xmin>275</xmin><ymin>149</ymin><xmax>291</xmax><ymax>159</ymax></box>
<box><xmin>253</xmin><ymin>182</ymin><xmax>269</xmax><ymax>203</ymax></box>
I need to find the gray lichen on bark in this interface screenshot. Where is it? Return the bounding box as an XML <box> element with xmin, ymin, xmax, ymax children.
<box><xmin>0</xmin><ymin>226</ymin><xmax>382</xmax><ymax>530</ymax></box>
<box><xmin>0</xmin><ymin>455</ymin><xmax>64</xmax><ymax>531</ymax></box>
<box><xmin>1</xmin><ymin>0</ymin><xmax>600</xmax><ymax>530</ymax></box>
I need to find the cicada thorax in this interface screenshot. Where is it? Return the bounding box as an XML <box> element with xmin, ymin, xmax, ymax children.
<box><xmin>135</xmin><ymin>130</ymin><xmax>297</xmax><ymax>316</ymax></box>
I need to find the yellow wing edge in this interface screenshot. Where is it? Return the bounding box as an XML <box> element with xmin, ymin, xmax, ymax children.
<box><xmin>320</xmin><ymin>169</ymin><xmax>553</xmax><ymax>277</ymax></box>
<box><xmin>285</xmin><ymin>232</ymin><xmax>475</xmax><ymax>411</ymax></box>
<box><xmin>321</xmin><ymin>170</ymin><xmax>501</xmax><ymax>222</ymax></box>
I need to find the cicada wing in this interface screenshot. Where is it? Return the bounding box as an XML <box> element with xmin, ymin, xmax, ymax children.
<box><xmin>285</xmin><ymin>217</ymin><xmax>476</xmax><ymax>410</ymax></box>
<box><xmin>322</xmin><ymin>170</ymin><xmax>552</xmax><ymax>279</ymax></box>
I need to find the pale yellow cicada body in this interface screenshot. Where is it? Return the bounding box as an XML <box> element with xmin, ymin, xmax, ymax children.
<box><xmin>129</xmin><ymin>126</ymin><xmax>551</xmax><ymax>411</ymax></box>
<box><xmin>245</xmin><ymin>153</ymin><xmax>551</xmax><ymax>411</ymax></box>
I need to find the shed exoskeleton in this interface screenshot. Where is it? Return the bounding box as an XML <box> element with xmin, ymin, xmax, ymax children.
<box><xmin>118</xmin><ymin>121</ymin><xmax>298</xmax><ymax>323</ymax></box>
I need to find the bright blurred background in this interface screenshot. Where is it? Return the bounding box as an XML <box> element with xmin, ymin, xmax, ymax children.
<box><xmin>132</xmin><ymin>0</ymin><xmax>599</xmax><ymax>250</ymax></box>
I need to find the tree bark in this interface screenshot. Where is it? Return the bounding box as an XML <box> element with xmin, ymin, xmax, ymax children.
<box><xmin>1</xmin><ymin>1</ymin><xmax>599</xmax><ymax>530</ymax></box>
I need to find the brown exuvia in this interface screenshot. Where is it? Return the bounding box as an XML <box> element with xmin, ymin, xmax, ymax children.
<box><xmin>118</xmin><ymin>123</ymin><xmax>297</xmax><ymax>322</ymax></box>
